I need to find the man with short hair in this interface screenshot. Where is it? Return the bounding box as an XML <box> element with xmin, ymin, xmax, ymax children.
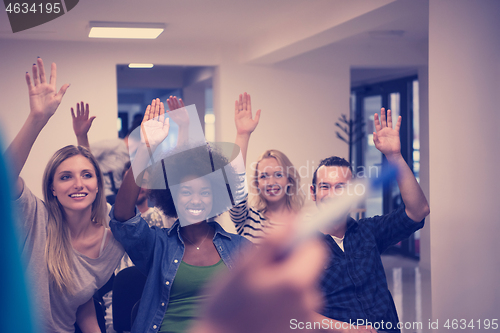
<box><xmin>311</xmin><ymin>108</ymin><xmax>430</xmax><ymax>333</ymax></box>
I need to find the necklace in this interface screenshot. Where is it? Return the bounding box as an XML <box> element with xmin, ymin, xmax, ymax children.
<box><xmin>182</xmin><ymin>227</ymin><xmax>210</xmax><ymax>250</ymax></box>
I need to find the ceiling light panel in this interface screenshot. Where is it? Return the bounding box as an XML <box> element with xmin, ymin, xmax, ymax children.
<box><xmin>89</xmin><ymin>21</ymin><xmax>165</xmax><ymax>39</ymax></box>
<box><xmin>128</xmin><ymin>63</ymin><xmax>154</xmax><ymax>68</ymax></box>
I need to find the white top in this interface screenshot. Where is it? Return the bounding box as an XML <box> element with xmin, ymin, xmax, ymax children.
<box><xmin>331</xmin><ymin>234</ymin><xmax>345</xmax><ymax>251</ymax></box>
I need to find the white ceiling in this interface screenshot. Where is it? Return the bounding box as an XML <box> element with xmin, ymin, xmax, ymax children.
<box><xmin>0</xmin><ymin>0</ymin><xmax>428</xmax><ymax>65</ymax></box>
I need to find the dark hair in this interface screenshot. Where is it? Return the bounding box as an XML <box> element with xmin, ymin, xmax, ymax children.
<box><xmin>311</xmin><ymin>156</ymin><xmax>352</xmax><ymax>192</ymax></box>
<box><xmin>148</xmin><ymin>143</ymin><xmax>237</xmax><ymax>218</ymax></box>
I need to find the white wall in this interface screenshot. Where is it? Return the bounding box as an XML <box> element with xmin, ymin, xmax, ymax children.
<box><xmin>429</xmin><ymin>0</ymin><xmax>500</xmax><ymax>327</ymax></box>
<box><xmin>0</xmin><ymin>40</ymin><xmax>119</xmax><ymax>197</ymax></box>
<box><xmin>216</xmin><ymin>60</ymin><xmax>350</xmax><ymax>195</ymax></box>
<box><xmin>0</xmin><ymin>14</ymin><xmax>431</xmax><ymax>232</ymax></box>
<box><xmin>0</xmin><ymin>39</ymin><xmax>221</xmax><ymax>198</ymax></box>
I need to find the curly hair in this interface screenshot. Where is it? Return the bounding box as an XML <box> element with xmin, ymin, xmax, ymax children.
<box><xmin>148</xmin><ymin>143</ymin><xmax>238</xmax><ymax>219</ymax></box>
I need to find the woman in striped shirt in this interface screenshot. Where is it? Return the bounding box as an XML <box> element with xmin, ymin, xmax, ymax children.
<box><xmin>231</xmin><ymin>93</ymin><xmax>305</xmax><ymax>243</ymax></box>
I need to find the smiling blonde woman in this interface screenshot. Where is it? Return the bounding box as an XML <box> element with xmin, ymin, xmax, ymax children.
<box><xmin>6</xmin><ymin>58</ymin><xmax>124</xmax><ymax>333</ymax></box>
<box><xmin>230</xmin><ymin>93</ymin><xmax>305</xmax><ymax>243</ymax></box>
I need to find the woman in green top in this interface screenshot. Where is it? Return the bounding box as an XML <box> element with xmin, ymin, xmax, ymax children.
<box><xmin>111</xmin><ymin>97</ymin><xmax>252</xmax><ymax>333</ymax></box>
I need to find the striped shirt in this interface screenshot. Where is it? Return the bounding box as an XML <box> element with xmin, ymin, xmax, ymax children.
<box><xmin>229</xmin><ymin>195</ymin><xmax>286</xmax><ymax>244</ymax></box>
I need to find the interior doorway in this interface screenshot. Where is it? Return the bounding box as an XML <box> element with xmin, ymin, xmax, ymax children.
<box><xmin>116</xmin><ymin>64</ymin><xmax>215</xmax><ymax>141</ymax></box>
<box><xmin>351</xmin><ymin>72</ymin><xmax>420</xmax><ymax>259</ymax></box>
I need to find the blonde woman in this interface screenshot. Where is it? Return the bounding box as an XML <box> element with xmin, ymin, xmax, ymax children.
<box><xmin>230</xmin><ymin>93</ymin><xmax>305</xmax><ymax>243</ymax></box>
<box><xmin>6</xmin><ymin>58</ymin><xmax>124</xmax><ymax>333</ymax></box>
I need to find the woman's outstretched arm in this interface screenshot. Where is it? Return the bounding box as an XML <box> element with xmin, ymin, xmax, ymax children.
<box><xmin>114</xmin><ymin>98</ymin><xmax>170</xmax><ymax>222</ymax></box>
<box><xmin>5</xmin><ymin>57</ymin><xmax>69</xmax><ymax>197</ymax></box>
<box><xmin>234</xmin><ymin>92</ymin><xmax>261</xmax><ymax>166</ymax></box>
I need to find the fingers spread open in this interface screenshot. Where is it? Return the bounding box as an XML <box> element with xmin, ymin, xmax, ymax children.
<box><xmin>254</xmin><ymin>109</ymin><xmax>261</xmax><ymax>123</ymax></box>
<box><xmin>154</xmin><ymin>98</ymin><xmax>161</xmax><ymax>118</ymax></box>
<box><xmin>38</xmin><ymin>58</ymin><xmax>47</xmax><ymax>84</ymax></box>
<box><xmin>159</xmin><ymin>101</ymin><xmax>165</xmax><ymax>117</ymax></box>
<box><xmin>49</xmin><ymin>62</ymin><xmax>57</xmax><ymax>86</ymax></box>
<box><xmin>167</xmin><ymin>96</ymin><xmax>183</xmax><ymax>111</ymax></box>
<box><xmin>372</xmin><ymin>132</ymin><xmax>378</xmax><ymax>146</ymax></box>
<box><xmin>374</xmin><ymin>113</ymin><xmax>382</xmax><ymax>132</ymax></box>
<box><xmin>387</xmin><ymin>109</ymin><xmax>393</xmax><ymax>128</ymax></box>
<box><xmin>144</xmin><ymin>105</ymin><xmax>151</xmax><ymax>123</ymax></box>
<box><xmin>380</xmin><ymin>108</ymin><xmax>386</xmax><ymax>127</ymax></box>
<box><xmin>32</xmin><ymin>63</ymin><xmax>39</xmax><ymax>86</ymax></box>
<box><xmin>25</xmin><ymin>71</ymin><xmax>33</xmax><ymax>90</ymax></box>
<box><xmin>166</xmin><ymin>96</ymin><xmax>173</xmax><ymax>111</ymax></box>
<box><xmin>395</xmin><ymin>115</ymin><xmax>402</xmax><ymax>133</ymax></box>
<box><xmin>57</xmin><ymin>83</ymin><xmax>70</xmax><ymax>99</ymax></box>
<box><xmin>238</xmin><ymin>93</ymin><xmax>243</xmax><ymax>109</ymax></box>
<box><xmin>151</xmin><ymin>99</ymin><xmax>158</xmax><ymax>119</ymax></box>
<box><xmin>242</xmin><ymin>92</ymin><xmax>248</xmax><ymax>111</ymax></box>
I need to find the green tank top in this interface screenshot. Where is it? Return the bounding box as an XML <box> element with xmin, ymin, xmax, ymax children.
<box><xmin>159</xmin><ymin>259</ymin><xmax>228</xmax><ymax>333</ymax></box>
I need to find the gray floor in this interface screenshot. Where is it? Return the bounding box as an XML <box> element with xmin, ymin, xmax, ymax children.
<box><xmin>382</xmin><ymin>255</ymin><xmax>431</xmax><ymax>333</ymax></box>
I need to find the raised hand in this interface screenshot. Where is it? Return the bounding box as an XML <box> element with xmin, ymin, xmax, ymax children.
<box><xmin>235</xmin><ymin>92</ymin><xmax>261</xmax><ymax>136</ymax></box>
<box><xmin>141</xmin><ymin>98</ymin><xmax>170</xmax><ymax>149</ymax></box>
<box><xmin>373</xmin><ymin>108</ymin><xmax>402</xmax><ymax>159</ymax></box>
<box><xmin>6</xmin><ymin>58</ymin><xmax>69</xmax><ymax>197</ymax></box>
<box><xmin>26</xmin><ymin>57</ymin><xmax>69</xmax><ymax>121</ymax></box>
<box><xmin>166</xmin><ymin>95</ymin><xmax>190</xmax><ymax>127</ymax></box>
<box><xmin>71</xmin><ymin>102</ymin><xmax>96</xmax><ymax>137</ymax></box>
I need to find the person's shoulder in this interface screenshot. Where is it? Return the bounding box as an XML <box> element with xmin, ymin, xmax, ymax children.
<box><xmin>213</xmin><ymin>222</ymin><xmax>250</xmax><ymax>242</ymax></box>
<box><xmin>249</xmin><ymin>205</ymin><xmax>265</xmax><ymax>218</ymax></box>
<box><xmin>14</xmin><ymin>178</ymin><xmax>49</xmax><ymax>217</ymax></box>
<box><xmin>230</xmin><ymin>231</ymin><xmax>252</xmax><ymax>243</ymax></box>
<box><xmin>104</xmin><ymin>227</ymin><xmax>125</xmax><ymax>256</ymax></box>
<box><xmin>15</xmin><ymin>178</ymin><xmax>41</xmax><ymax>203</ymax></box>
<box><xmin>228</xmin><ymin>231</ymin><xmax>254</xmax><ymax>249</ymax></box>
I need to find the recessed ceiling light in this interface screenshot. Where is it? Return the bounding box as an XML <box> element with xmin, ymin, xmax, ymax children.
<box><xmin>89</xmin><ymin>21</ymin><xmax>165</xmax><ymax>39</ymax></box>
<box><xmin>128</xmin><ymin>63</ymin><xmax>154</xmax><ymax>68</ymax></box>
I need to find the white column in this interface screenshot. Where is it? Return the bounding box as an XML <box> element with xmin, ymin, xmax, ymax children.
<box><xmin>429</xmin><ymin>0</ymin><xmax>500</xmax><ymax>329</ymax></box>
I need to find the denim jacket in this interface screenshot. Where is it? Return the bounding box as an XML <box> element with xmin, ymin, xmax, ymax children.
<box><xmin>109</xmin><ymin>207</ymin><xmax>251</xmax><ymax>333</ymax></box>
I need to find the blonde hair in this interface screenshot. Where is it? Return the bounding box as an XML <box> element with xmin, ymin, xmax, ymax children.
<box><xmin>251</xmin><ymin>149</ymin><xmax>305</xmax><ymax>213</ymax></box>
<box><xmin>42</xmin><ymin>145</ymin><xmax>107</xmax><ymax>294</ymax></box>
